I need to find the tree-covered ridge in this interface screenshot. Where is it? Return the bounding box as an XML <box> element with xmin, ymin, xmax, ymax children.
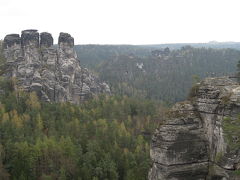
<box><xmin>78</xmin><ymin>46</ymin><xmax>240</xmax><ymax>103</ymax></box>
<box><xmin>75</xmin><ymin>43</ymin><xmax>240</xmax><ymax>71</ymax></box>
<box><xmin>75</xmin><ymin>45</ymin><xmax>152</xmax><ymax>70</ymax></box>
<box><xmin>0</xmin><ymin>78</ymin><xmax>166</xmax><ymax>180</ymax></box>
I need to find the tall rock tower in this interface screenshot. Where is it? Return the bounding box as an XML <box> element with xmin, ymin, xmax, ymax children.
<box><xmin>3</xmin><ymin>29</ymin><xmax>110</xmax><ymax>103</ymax></box>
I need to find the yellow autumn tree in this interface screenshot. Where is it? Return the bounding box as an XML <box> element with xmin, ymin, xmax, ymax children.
<box><xmin>26</xmin><ymin>92</ymin><xmax>41</xmax><ymax>110</ymax></box>
<box><xmin>36</xmin><ymin>113</ymin><xmax>43</xmax><ymax>131</ymax></box>
<box><xmin>10</xmin><ymin>110</ymin><xmax>23</xmax><ymax>128</ymax></box>
<box><xmin>1</xmin><ymin>113</ymin><xmax>9</xmax><ymax>123</ymax></box>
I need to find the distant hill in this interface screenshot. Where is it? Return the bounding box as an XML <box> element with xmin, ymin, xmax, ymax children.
<box><xmin>75</xmin><ymin>44</ymin><xmax>152</xmax><ymax>69</ymax></box>
<box><xmin>75</xmin><ymin>45</ymin><xmax>240</xmax><ymax>103</ymax></box>
<box><xmin>75</xmin><ymin>42</ymin><xmax>240</xmax><ymax>69</ymax></box>
<box><xmin>141</xmin><ymin>42</ymin><xmax>240</xmax><ymax>50</ymax></box>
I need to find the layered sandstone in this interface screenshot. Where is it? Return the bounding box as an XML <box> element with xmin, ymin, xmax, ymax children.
<box><xmin>149</xmin><ymin>77</ymin><xmax>240</xmax><ymax>180</ymax></box>
<box><xmin>3</xmin><ymin>30</ymin><xmax>110</xmax><ymax>103</ymax></box>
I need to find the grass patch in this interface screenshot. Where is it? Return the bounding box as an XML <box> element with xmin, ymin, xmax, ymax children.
<box><xmin>223</xmin><ymin>116</ymin><xmax>240</xmax><ymax>150</ymax></box>
<box><xmin>234</xmin><ymin>170</ymin><xmax>240</xmax><ymax>176</ymax></box>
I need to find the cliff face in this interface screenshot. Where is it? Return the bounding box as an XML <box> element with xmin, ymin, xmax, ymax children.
<box><xmin>3</xmin><ymin>30</ymin><xmax>110</xmax><ymax>103</ymax></box>
<box><xmin>149</xmin><ymin>77</ymin><xmax>240</xmax><ymax>180</ymax></box>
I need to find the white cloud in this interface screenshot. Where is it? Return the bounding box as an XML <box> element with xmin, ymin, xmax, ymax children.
<box><xmin>1</xmin><ymin>0</ymin><xmax>240</xmax><ymax>44</ymax></box>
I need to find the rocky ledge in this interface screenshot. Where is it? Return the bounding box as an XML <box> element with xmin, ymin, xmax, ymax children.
<box><xmin>3</xmin><ymin>30</ymin><xmax>110</xmax><ymax>103</ymax></box>
<box><xmin>149</xmin><ymin>77</ymin><xmax>240</xmax><ymax>180</ymax></box>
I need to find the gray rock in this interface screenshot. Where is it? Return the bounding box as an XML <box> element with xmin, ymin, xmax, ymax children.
<box><xmin>21</xmin><ymin>29</ymin><xmax>39</xmax><ymax>48</ymax></box>
<box><xmin>40</xmin><ymin>32</ymin><xmax>53</xmax><ymax>48</ymax></box>
<box><xmin>58</xmin><ymin>32</ymin><xmax>74</xmax><ymax>47</ymax></box>
<box><xmin>149</xmin><ymin>77</ymin><xmax>240</xmax><ymax>180</ymax></box>
<box><xmin>3</xmin><ymin>34</ymin><xmax>21</xmax><ymax>49</ymax></box>
<box><xmin>3</xmin><ymin>29</ymin><xmax>110</xmax><ymax>103</ymax></box>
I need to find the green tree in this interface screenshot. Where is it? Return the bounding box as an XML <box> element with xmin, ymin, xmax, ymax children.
<box><xmin>0</xmin><ymin>81</ymin><xmax>164</xmax><ymax>179</ymax></box>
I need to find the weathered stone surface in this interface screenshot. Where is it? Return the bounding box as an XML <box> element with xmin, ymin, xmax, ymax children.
<box><xmin>3</xmin><ymin>34</ymin><xmax>21</xmax><ymax>48</ymax></box>
<box><xmin>58</xmin><ymin>32</ymin><xmax>74</xmax><ymax>47</ymax></box>
<box><xmin>3</xmin><ymin>29</ymin><xmax>110</xmax><ymax>103</ymax></box>
<box><xmin>40</xmin><ymin>32</ymin><xmax>53</xmax><ymax>48</ymax></box>
<box><xmin>21</xmin><ymin>29</ymin><xmax>39</xmax><ymax>48</ymax></box>
<box><xmin>149</xmin><ymin>102</ymin><xmax>209</xmax><ymax>180</ymax></box>
<box><xmin>149</xmin><ymin>77</ymin><xmax>240</xmax><ymax>180</ymax></box>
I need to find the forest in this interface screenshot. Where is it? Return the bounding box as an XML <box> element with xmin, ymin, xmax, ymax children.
<box><xmin>1</xmin><ymin>40</ymin><xmax>240</xmax><ymax>179</ymax></box>
<box><xmin>0</xmin><ymin>40</ymin><xmax>169</xmax><ymax>180</ymax></box>
<box><xmin>0</xmin><ymin>78</ymin><xmax>166</xmax><ymax>179</ymax></box>
<box><xmin>76</xmin><ymin>45</ymin><xmax>240</xmax><ymax>103</ymax></box>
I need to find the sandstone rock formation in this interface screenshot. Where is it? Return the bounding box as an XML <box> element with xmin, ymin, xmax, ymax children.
<box><xmin>3</xmin><ymin>30</ymin><xmax>110</xmax><ymax>103</ymax></box>
<box><xmin>149</xmin><ymin>77</ymin><xmax>240</xmax><ymax>180</ymax></box>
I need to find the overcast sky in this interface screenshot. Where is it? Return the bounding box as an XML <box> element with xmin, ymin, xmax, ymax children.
<box><xmin>1</xmin><ymin>0</ymin><xmax>240</xmax><ymax>44</ymax></box>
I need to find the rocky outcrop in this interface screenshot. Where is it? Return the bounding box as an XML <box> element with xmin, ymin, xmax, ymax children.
<box><xmin>149</xmin><ymin>77</ymin><xmax>240</xmax><ymax>180</ymax></box>
<box><xmin>3</xmin><ymin>30</ymin><xmax>110</xmax><ymax>103</ymax></box>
